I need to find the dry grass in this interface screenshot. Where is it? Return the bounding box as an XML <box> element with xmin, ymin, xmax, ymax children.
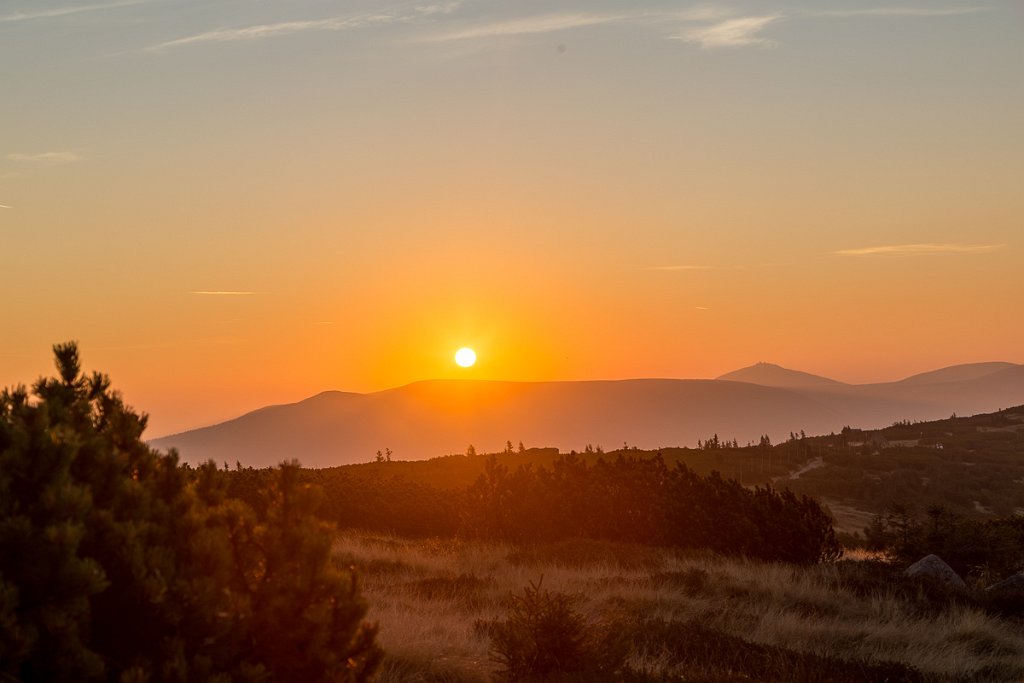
<box><xmin>822</xmin><ymin>498</ymin><xmax>877</xmax><ymax>536</ymax></box>
<box><xmin>333</xmin><ymin>532</ymin><xmax>1024</xmax><ymax>682</ymax></box>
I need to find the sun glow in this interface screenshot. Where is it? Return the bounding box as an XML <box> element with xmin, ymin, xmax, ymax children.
<box><xmin>454</xmin><ymin>347</ymin><xmax>477</xmax><ymax>368</ymax></box>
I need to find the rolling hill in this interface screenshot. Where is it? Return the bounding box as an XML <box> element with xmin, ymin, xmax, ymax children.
<box><xmin>896</xmin><ymin>362</ymin><xmax>1019</xmax><ymax>386</ymax></box>
<box><xmin>152</xmin><ymin>362</ymin><xmax>1024</xmax><ymax>468</ymax></box>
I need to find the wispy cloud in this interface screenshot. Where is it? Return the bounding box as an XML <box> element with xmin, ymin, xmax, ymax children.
<box><xmin>671</xmin><ymin>7</ymin><xmax>736</xmax><ymax>23</ymax></box>
<box><xmin>424</xmin><ymin>12</ymin><xmax>625</xmax><ymax>41</ymax></box>
<box><xmin>695</xmin><ymin>306</ymin><xmax>711</xmax><ymax>310</ymax></box>
<box><xmin>149</xmin><ymin>5</ymin><xmax>784</xmax><ymax>53</ymax></box>
<box><xmin>834</xmin><ymin>243</ymin><xmax>1005</xmax><ymax>256</ymax></box>
<box><xmin>645</xmin><ymin>264</ymin><xmax>712</xmax><ymax>271</ymax></box>
<box><xmin>151</xmin><ymin>15</ymin><xmax>388</xmax><ymax>50</ymax></box>
<box><xmin>676</xmin><ymin>15</ymin><xmax>780</xmax><ymax>48</ymax></box>
<box><xmin>7</xmin><ymin>152</ymin><xmax>82</xmax><ymax>165</ymax></box>
<box><xmin>190</xmin><ymin>291</ymin><xmax>255</xmax><ymax>295</ymax></box>
<box><xmin>412</xmin><ymin>2</ymin><xmax>462</xmax><ymax>15</ymax></box>
<box><xmin>423</xmin><ymin>8</ymin><xmax>743</xmax><ymax>43</ymax></box>
<box><xmin>0</xmin><ymin>204</ymin><xmax>11</xmax><ymax>209</ymax></box>
<box><xmin>0</xmin><ymin>0</ymin><xmax>147</xmax><ymax>23</ymax></box>
<box><xmin>808</xmin><ymin>7</ymin><xmax>990</xmax><ymax>18</ymax></box>
<box><xmin>150</xmin><ymin>3</ymin><xmax>460</xmax><ymax>51</ymax></box>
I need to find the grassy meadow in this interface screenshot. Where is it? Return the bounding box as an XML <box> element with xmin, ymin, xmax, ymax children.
<box><xmin>334</xmin><ymin>532</ymin><xmax>1024</xmax><ymax>683</ymax></box>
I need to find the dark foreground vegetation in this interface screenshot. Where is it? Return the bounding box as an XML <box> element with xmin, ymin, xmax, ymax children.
<box><xmin>0</xmin><ymin>344</ymin><xmax>380</xmax><ymax>682</ymax></box>
<box><xmin>5</xmin><ymin>345</ymin><xmax>1024</xmax><ymax>682</ymax></box>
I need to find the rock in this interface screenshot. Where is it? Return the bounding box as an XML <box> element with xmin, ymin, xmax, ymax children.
<box><xmin>904</xmin><ymin>554</ymin><xmax>966</xmax><ymax>590</ymax></box>
<box><xmin>984</xmin><ymin>572</ymin><xmax>1024</xmax><ymax>616</ymax></box>
<box><xmin>986</xmin><ymin>572</ymin><xmax>1024</xmax><ymax>594</ymax></box>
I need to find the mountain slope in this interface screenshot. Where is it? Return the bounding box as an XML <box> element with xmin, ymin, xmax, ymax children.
<box><xmin>154</xmin><ymin>379</ymin><xmax>840</xmax><ymax>468</ymax></box>
<box><xmin>716</xmin><ymin>362</ymin><xmax>845</xmax><ymax>389</ymax></box>
<box><xmin>153</xmin><ymin>364</ymin><xmax>1024</xmax><ymax>469</ymax></box>
<box><xmin>896</xmin><ymin>362</ymin><xmax>1019</xmax><ymax>386</ymax></box>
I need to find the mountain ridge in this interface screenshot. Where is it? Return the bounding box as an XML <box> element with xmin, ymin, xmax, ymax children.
<box><xmin>151</xmin><ymin>362</ymin><xmax>1024</xmax><ymax>468</ymax></box>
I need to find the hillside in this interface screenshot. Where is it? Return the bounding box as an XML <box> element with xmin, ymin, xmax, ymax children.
<box><xmin>154</xmin><ymin>379</ymin><xmax>841</xmax><ymax>467</ymax></box>
<box><xmin>896</xmin><ymin>361</ymin><xmax>1019</xmax><ymax>386</ymax></box>
<box><xmin>295</xmin><ymin>405</ymin><xmax>1024</xmax><ymax>542</ymax></box>
<box><xmin>153</xmin><ymin>363</ymin><xmax>1024</xmax><ymax>468</ymax></box>
<box><xmin>782</xmin><ymin>404</ymin><xmax>1024</xmax><ymax>526</ymax></box>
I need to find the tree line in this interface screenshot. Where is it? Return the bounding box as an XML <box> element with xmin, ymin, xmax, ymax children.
<box><xmin>461</xmin><ymin>453</ymin><xmax>840</xmax><ymax>563</ymax></box>
<box><xmin>229</xmin><ymin>453</ymin><xmax>840</xmax><ymax>564</ymax></box>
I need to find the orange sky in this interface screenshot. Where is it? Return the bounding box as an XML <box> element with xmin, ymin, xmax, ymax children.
<box><xmin>2</xmin><ymin>0</ymin><xmax>1022</xmax><ymax>436</ymax></box>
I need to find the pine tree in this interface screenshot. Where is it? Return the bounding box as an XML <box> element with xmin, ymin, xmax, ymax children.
<box><xmin>0</xmin><ymin>343</ymin><xmax>381</xmax><ymax>682</ymax></box>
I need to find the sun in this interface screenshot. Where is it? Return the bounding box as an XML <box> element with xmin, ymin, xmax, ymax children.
<box><xmin>454</xmin><ymin>347</ymin><xmax>477</xmax><ymax>368</ymax></box>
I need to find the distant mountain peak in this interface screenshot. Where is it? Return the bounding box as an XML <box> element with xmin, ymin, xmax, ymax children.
<box><xmin>717</xmin><ymin>363</ymin><xmax>845</xmax><ymax>389</ymax></box>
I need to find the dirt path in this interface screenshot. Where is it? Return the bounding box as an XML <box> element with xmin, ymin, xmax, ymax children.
<box><xmin>788</xmin><ymin>456</ymin><xmax>824</xmax><ymax>480</ymax></box>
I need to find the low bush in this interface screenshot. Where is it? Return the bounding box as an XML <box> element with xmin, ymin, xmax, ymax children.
<box><xmin>488</xmin><ymin>579</ymin><xmax>627</xmax><ymax>681</ymax></box>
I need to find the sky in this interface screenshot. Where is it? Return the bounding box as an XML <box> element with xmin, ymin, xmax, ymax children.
<box><xmin>2</xmin><ymin>0</ymin><xmax>1022</xmax><ymax>436</ymax></box>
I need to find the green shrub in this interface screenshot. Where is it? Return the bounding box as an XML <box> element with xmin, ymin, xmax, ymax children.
<box><xmin>489</xmin><ymin>579</ymin><xmax>626</xmax><ymax>681</ymax></box>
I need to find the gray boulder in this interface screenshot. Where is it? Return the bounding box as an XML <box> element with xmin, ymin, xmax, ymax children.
<box><xmin>986</xmin><ymin>572</ymin><xmax>1024</xmax><ymax>594</ymax></box>
<box><xmin>904</xmin><ymin>554</ymin><xmax>966</xmax><ymax>590</ymax></box>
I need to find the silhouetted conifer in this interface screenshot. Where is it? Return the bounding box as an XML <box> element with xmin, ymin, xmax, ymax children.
<box><xmin>0</xmin><ymin>343</ymin><xmax>380</xmax><ymax>682</ymax></box>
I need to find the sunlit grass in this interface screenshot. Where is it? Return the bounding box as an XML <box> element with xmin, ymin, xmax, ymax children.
<box><xmin>334</xmin><ymin>533</ymin><xmax>1024</xmax><ymax>682</ymax></box>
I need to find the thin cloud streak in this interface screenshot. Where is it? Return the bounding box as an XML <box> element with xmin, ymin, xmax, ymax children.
<box><xmin>676</xmin><ymin>15</ymin><xmax>780</xmax><ymax>48</ymax></box>
<box><xmin>423</xmin><ymin>9</ymin><xmax>741</xmax><ymax>43</ymax></box>
<box><xmin>151</xmin><ymin>6</ymin><xmax>783</xmax><ymax>53</ymax></box>
<box><xmin>834</xmin><ymin>243</ymin><xmax>1005</xmax><ymax>256</ymax></box>
<box><xmin>808</xmin><ymin>7</ymin><xmax>990</xmax><ymax>18</ymax></box>
<box><xmin>190</xmin><ymin>291</ymin><xmax>255</xmax><ymax>296</ymax></box>
<box><xmin>150</xmin><ymin>3</ymin><xmax>460</xmax><ymax>51</ymax></box>
<box><xmin>0</xmin><ymin>204</ymin><xmax>11</xmax><ymax>209</ymax></box>
<box><xmin>7</xmin><ymin>152</ymin><xmax>82</xmax><ymax>165</ymax></box>
<box><xmin>424</xmin><ymin>13</ymin><xmax>626</xmax><ymax>41</ymax></box>
<box><xmin>0</xmin><ymin>0</ymin><xmax>147</xmax><ymax>23</ymax></box>
<box><xmin>152</xmin><ymin>15</ymin><xmax>389</xmax><ymax>50</ymax></box>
